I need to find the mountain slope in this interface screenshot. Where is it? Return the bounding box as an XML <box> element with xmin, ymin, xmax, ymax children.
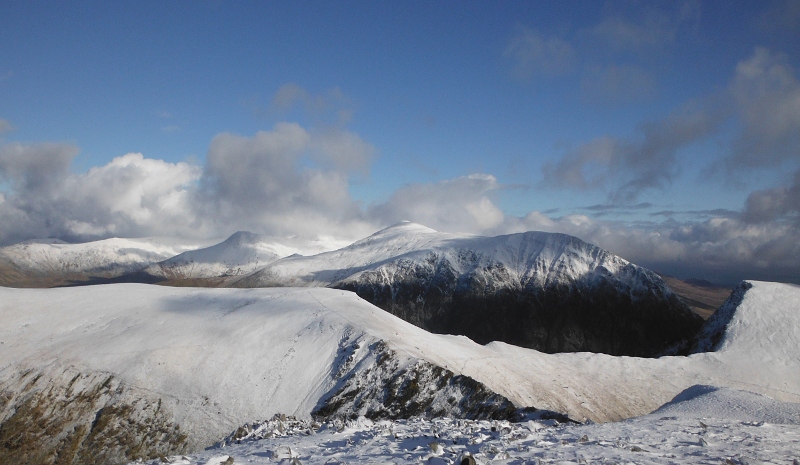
<box><xmin>1</xmin><ymin>281</ymin><xmax>798</xmax><ymax>464</ymax></box>
<box><xmin>234</xmin><ymin>222</ymin><xmax>702</xmax><ymax>356</ymax></box>
<box><xmin>139</xmin><ymin>231</ymin><xmax>340</xmax><ymax>282</ymax></box>
<box><xmin>0</xmin><ymin>237</ymin><xmax>198</xmax><ymax>287</ymax></box>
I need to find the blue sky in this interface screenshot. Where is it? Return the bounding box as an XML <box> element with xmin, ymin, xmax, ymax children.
<box><xmin>1</xmin><ymin>1</ymin><xmax>799</xmax><ymax>284</ymax></box>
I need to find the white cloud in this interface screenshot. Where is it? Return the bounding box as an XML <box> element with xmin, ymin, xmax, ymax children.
<box><xmin>1</xmin><ymin>111</ymin><xmax>798</xmax><ymax>284</ymax></box>
<box><xmin>587</xmin><ymin>1</ymin><xmax>700</xmax><ymax>51</ymax></box>
<box><xmin>197</xmin><ymin>123</ymin><xmax>375</xmax><ymax>240</ymax></box>
<box><xmin>369</xmin><ymin>174</ymin><xmax>505</xmax><ymax>233</ymax></box>
<box><xmin>0</xmin><ymin>146</ymin><xmax>202</xmax><ymax>243</ymax></box>
<box><xmin>542</xmin><ymin>47</ymin><xmax>800</xmax><ymax>204</ymax></box>
<box><xmin>493</xmin><ymin>208</ymin><xmax>800</xmax><ymax>285</ymax></box>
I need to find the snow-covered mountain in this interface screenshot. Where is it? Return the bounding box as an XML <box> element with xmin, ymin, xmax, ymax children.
<box><xmin>140</xmin><ymin>231</ymin><xmax>343</xmax><ymax>282</ymax></box>
<box><xmin>1</xmin><ymin>280</ymin><xmax>798</xmax><ymax>464</ymax></box>
<box><xmin>0</xmin><ymin>237</ymin><xmax>199</xmax><ymax>287</ymax></box>
<box><xmin>233</xmin><ymin>222</ymin><xmax>702</xmax><ymax>356</ymax></box>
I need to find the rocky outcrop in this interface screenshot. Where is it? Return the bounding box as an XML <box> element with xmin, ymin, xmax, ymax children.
<box><xmin>0</xmin><ymin>366</ymin><xmax>188</xmax><ymax>465</ymax></box>
<box><xmin>313</xmin><ymin>341</ymin><xmax>518</xmax><ymax>421</ymax></box>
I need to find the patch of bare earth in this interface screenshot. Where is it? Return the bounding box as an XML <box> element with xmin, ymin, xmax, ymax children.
<box><xmin>659</xmin><ymin>275</ymin><xmax>733</xmax><ymax>320</ymax></box>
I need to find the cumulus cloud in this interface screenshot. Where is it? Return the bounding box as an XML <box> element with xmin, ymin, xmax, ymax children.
<box><xmin>0</xmin><ymin>144</ymin><xmax>201</xmax><ymax>244</ymax></box>
<box><xmin>197</xmin><ymin>122</ymin><xmax>375</xmax><ymax>239</ymax></box>
<box><xmin>369</xmin><ymin>174</ymin><xmax>505</xmax><ymax>233</ymax></box>
<box><xmin>504</xmin><ymin>27</ymin><xmax>577</xmax><ymax>79</ymax></box>
<box><xmin>0</xmin><ymin>121</ymin><xmax>378</xmax><ymax>245</ymax></box>
<box><xmin>1</xmin><ymin>136</ymin><xmax>798</xmax><ymax>284</ymax></box>
<box><xmin>489</xmin><ymin>208</ymin><xmax>799</xmax><ymax>285</ymax></box>
<box><xmin>60</xmin><ymin>153</ymin><xmax>202</xmax><ymax>238</ymax></box>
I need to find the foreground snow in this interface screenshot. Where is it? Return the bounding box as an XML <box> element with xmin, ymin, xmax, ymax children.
<box><xmin>2</xmin><ymin>280</ymin><xmax>799</xmax><ymax>463</ymax></box>
<box><xmin>137</xmin><ymin>386</ymin><xmax>800</xmax><ymax>464</ymax></box>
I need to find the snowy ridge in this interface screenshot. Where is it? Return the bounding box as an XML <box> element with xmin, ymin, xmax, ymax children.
<box><xmin>0</xmin><ymin>236</ymin><xmax>198</xmax><ymax>278</ymax></box>
<box><xmin>142</xmin><ymin>231</ymin><xmax>340</xmax><ymax>280</ymax></box>
<box><xmin>235</xmin><ymin>221</ymin><xmax>638</xmax><ymax>288</ymax></box>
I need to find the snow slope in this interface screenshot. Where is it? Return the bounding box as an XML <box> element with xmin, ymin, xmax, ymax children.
<box><xmin>0</xmin><ymin>237</ymin><xmax>199</xmax><ymax>285</ymax></box>
<box><xmin>1</xmin><ymin>280</ymin><xmax>798</xmax><ymax>464</ymax></box>
<box><xmin>142</xmin><ymin>231</ymin><xmax>344</xmax><ymax>280</ymax></box>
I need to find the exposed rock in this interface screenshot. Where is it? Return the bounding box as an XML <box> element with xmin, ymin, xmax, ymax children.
<box><xmin>313</xmin><ymin>341</ymin><xmax>517</xmax><ymax>421</ymax></box>
<box><xmin>0</xmin><ymin>366</ymin><xmax>188</xmax><ymax>465</ymax></box>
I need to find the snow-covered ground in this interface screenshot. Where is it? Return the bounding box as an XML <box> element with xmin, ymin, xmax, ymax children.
<box><xmin>2</xmin><ymin>280</ymin><xmax>799</xmax><ymax>463</ymax></box>
<box><xmin>0</xmin><ymin>236</ymin><xmax>202</xmax><ymax>276</ymax></box>
<box><xmin>136</xmin><ymin>386</ymin><xmax>800</xmax><ymax>464</ymax></box>
<box><xmin>144</xmin><ymin>231</ymin><xmax>348</xmax><ymax>280</ymax></box>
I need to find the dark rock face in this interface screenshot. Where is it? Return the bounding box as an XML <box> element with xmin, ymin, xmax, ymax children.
<box><xmin>313</xmin><ymin>341</ymin><xmax>518</xmax><ymax>421</ymax></box>
<box><xmin>335</xmin><ymin>253</ymin><xmax>703</xmax><ymax>357</ymax></box>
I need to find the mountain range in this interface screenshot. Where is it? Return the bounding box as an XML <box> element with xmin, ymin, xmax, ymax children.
<box><xmin>232</xmin><ymin>222</ymin><xmax>702</xmax><ymax>356</ymax></box>
<box><xmin>0</xmin><ymin>222</ymin><xmax>704</xmax><ymax>357</ymax></box>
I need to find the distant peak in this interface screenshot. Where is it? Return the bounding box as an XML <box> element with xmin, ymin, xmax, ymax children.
<box><xmin>375</xmin><ymin>222</ymin><xmax>438</xmax><ymax>235</ymax></box>
<box><xmin>227</xmin><ymin>231</ymin><xmax>257</xmax><ymax>239</ymax></box>
<box><xmin>223</xmin><ymin>231</ymin><xmax>261</xmax><ymax>245</ymax></box>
